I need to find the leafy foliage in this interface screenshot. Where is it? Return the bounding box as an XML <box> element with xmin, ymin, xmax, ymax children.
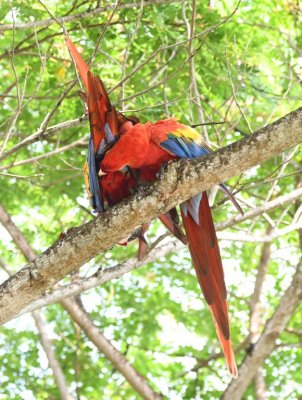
<box><xmin>0</xmin><ymin>0</ymin><xmax>301</xmax><ymax>399</ymax></box>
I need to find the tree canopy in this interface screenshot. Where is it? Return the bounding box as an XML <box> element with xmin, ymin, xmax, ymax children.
<box><xmin>0</xmin><ymin>1</ymin><xmax>301</xmax><ymax>399</ymax></box>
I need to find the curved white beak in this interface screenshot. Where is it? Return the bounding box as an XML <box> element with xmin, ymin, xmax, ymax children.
<box><xmin>98</xmin><ymin>169</ymin><xmax>107</xmax><ymax>176</ymax></box>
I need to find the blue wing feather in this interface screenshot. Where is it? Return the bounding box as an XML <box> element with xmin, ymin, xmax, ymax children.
<box><xmin>159</xmin><ymin>131</ymin><xmax>243</xmax><ymax>218</ymax></box>
<box><xmin>88</xmin><ymin>137</ymin><xmax>104</xmax><ymax>212</ymax></box>
<box><xmin>161</xmin><ymin>136</ymin><xmax>211</xmax><ymax>159</ymax></box>
<box><xmin>160</xmin><ymin>135</ymin><xmax>211</xmax><ymax>222</ymax></box>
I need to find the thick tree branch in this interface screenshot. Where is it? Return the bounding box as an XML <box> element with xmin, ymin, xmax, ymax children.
<box><xmin>12</xmin><ymin>217</ymin><xmax>301</xmax><ymax>317</ymax></box>
<box><xmin>0</xmin><ymin>107</ymin><xmax>302</xmax><ymax>325</ymax></box>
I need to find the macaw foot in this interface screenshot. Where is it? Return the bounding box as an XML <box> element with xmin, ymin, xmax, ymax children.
<box><xmin>59</xmin><ymin>231</ymin><xmax>66</xmax><ymax>240</ymax></box>
<box><xmin>58</xmin><ymin>226</ymin><xmax>77</xmax><ymax>241</ymax></box>
<box><xmin>137</xmin><ymin>223</ymin><xmax>150</xmax><ymax>261</ymax></box>
<box><xmin>118</xmin><ymin>227</ymin><xmax>142</xmax><ymax>246</ymax></box>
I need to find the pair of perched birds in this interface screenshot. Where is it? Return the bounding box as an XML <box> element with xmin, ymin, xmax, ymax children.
<box><xmin>66</xmin><ymin>37</ymin><xmax>242</xmax><ymax>378</ymax></box>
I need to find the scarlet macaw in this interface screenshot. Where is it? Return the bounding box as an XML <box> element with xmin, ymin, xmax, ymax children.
<box><xmin>66</xmin><ymin>37</ymin><xmax>242</xmax><ymax>377</ymax></box>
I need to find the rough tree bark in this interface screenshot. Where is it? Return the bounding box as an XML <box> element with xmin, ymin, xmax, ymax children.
<box><xmin>0</xmin><ymin>107</ymin><xmax>302</xmax><ymax>325</ymax></box>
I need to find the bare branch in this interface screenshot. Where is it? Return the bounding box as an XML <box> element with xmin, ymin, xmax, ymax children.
<box><xmin>225</xmin><ymin>47</ymin><xmax>253</xmax><ymax>134</ymax></box>
<box><xmin>0</xmin><ymin>116</ymin><xmax>87</xmax><ymax>163</ymax></box>
<box><xmin>254</xmin><ymin>370</ymin><xmax>268</xmax><ymax>400</ymax></box>
<box><xmin>182</xmin><ymin>0</ymin><xmax>209</xmax><ymax>141</ymax></box>
<box><xmin>249</xmin><ymin>233</ymin><xmax>272</xmax><ymax>342</ymax></box>
<box><xmin>249</xmin><ymin>230</ymin><xmax>272</xmax><ymax>400</ymax></box>
<box><xmin>62</xmin><ymin>298</ymin><xmax>163</xmax><ymax>400</ymax></box>
<box><xmin>0</xmin><ymin>0</ymin><xmax>177</xmax><ymax>32</ymax></box>
<box><xmin>31</xmin><ymin>310</ymin><xmax>74</xmax><ymax>400</ymax></box>
<box><xmin>0</xmin><ymin>136</ymin><xmax>87</xmax><ymax>171</ymax></box>
<box><xmin>218</xmin><ymin>187</ymin><xmax>302</xmax><ymax>230</ymax></box>
<box><xmin>217</xmin><ymin>222</ymin><xmax>302</xmax><ymax>243</ymax></box>
<box><xmin>120</xmin><ymin>0</ymin><xmax>144</xmax><ymax>112</ymax></box>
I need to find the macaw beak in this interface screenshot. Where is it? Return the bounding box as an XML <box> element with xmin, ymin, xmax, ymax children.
<box><xmin>98</xmin><ymin>169</ymin><xmax>107</xmax><ymax>176</ymax></box>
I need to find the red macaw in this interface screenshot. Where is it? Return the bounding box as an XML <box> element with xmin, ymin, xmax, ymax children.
<box><xmin>66</xmin><ymin>37</ymin><xmax>242</xmax><ymax>377</ymax></box>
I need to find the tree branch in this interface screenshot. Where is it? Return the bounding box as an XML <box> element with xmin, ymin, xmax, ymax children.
<box><xmin>0</xmin><ymin>116</ymin><xmax>87</xmax><ymax>164</ymax></box>
<box><xmin>0</xmin><ymin>0</ymin><xmax>177</xmax><ymax>32</ymax></box>
<box><xmin>218</xmin><ymin>187</ymin><xmax>302</xmax><ymax>230</ymax></box>
<box><xmin>62</xmin><ymin>298</ymin><xmax>163</xmax><ymax>400</ymax></box>
<box><xmin>0</xmin><ymin>107</ymin><xmax>302</xmax><ymax>325</ymax></box>
<box><xmin>15</xmin><ymin>239</ymin><xmax>181</xmax><ymax>317</ymax></box>
<box><xmin>31</xmin><ymin>309</ymin><xmax>74</xmax><ymax>400</ymax></box>
<box><xmin>12</xmin><ymin>186</ymin><xmax>302</xmax><ymax>316</ymax></box>
<box><xmin>249</xmin><ymin>229</ymin><xmax>272</xmax><ymax>400</ymax></box>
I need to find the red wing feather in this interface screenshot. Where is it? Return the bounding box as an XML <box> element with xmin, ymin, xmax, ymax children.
<box><xmin>87</xmin><ymin>72</ymin><xmax>105</xmax><ymax>152</ymax></box>
<box><xmin>87</xmin><ymin>73</ymin><xmax>119</xmax><ymax>153</ymax></box>
<box><xmin>66</xmin><ymin>38</ymin><xmax>119</xmax><ymax>152</ymax></box>
<box><xmin>181</xmin><ymin>192</ymin><xmax>237</xmax><ymax>378</ymax></box>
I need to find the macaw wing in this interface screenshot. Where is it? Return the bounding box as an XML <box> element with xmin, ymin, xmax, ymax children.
<box><xmin>85</xmin><ymin>72</ymin><xmax>120</xmax><ymax>212</ymax></box>
<box><xmin>66</xmin><ymin>38</ymin><xmax>121</xmax><ymax>212</ymax></box>
<box><xmin>156</xmin><ymin>126</ymin><xmax>242</xmax><ymax>214</ymax></box>
<box><xmin>155</xmin><ymin>125</ymin><xmax>211</xmax><ymax>158</ymax></box>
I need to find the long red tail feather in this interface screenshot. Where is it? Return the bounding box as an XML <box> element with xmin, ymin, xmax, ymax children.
<box><xmin>65</xmin><ymin>36</ymin><xmax>90</xmax><ymax>90</ymax></box>
<box><xmin>181</xmin><ymin>192</ymin><xmax>237</xmax><ymax>377</ymax></box>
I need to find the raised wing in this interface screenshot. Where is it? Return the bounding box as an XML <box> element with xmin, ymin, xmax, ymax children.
<box><xmin>66</xmin><ymin>37</ymin><xmax>122</xmax><ymax>212</ymax></box>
